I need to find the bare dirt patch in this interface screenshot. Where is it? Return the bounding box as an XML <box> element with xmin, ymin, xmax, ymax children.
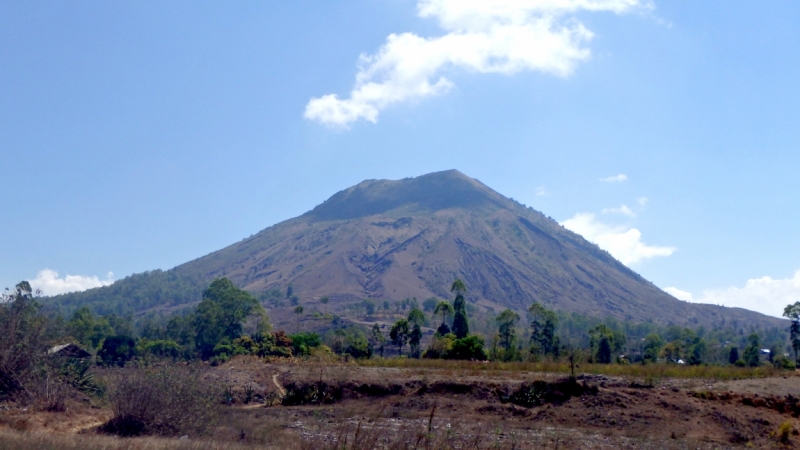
<box><xmin>2</xmin><ymin>358</ymin><xmax>799</xmax><ymax>449</ymax></box>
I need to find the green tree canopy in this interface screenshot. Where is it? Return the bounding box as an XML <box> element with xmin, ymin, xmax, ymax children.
<box><xmin>495</xmin><ymin>309</ymin><xmax>520</xmax><ymax>361</ymax></box>
<box><xmin>446</xmin><ymin>335</ymin><xmax>487</xmax><ymax>361</ymax></box>
<box><xmin>390</xmin><ymin>319</ymin><xmax>410</xmax><ymax>356</ymax></box>
<box><xmin>407</xmin><ymin>307</ymin><xmax>426</xmax><ymax>328</ymax></box>
<box><xmin>643</xmin><ymin>333</ymin><xmax>663</xmax><ymax>362</ymax></box>
<box><xmin>370</xmin><ymin>323</ymin><xmax>386</xmax><ymax>357</ymax></box>
<box><xmin>728</xmin><ymin>346</ymin><xmax>740</xmax><ymax>365</ymax></box>
<box><xmin>409</xmin><ymin>324</ymin><xmax>423</xmax><ymax>358</ymax></box>
<box><xmin>67</xmin><ymin>307</ymin><xmax>114</xmax><ymax>349</ymax></box>
<box><xmin>742</xmin><ymin>332</ymin><xmax>761</xmax><ymax>367</ymax></box>
<box><xmin>529</xmin><ymin>303</ymin><xmax>558</xmax><ymax>359</ymax></box>
<box><xmin>451</xmin><ymin>280</ymin><xmax>469</xmax><ymax>339</ymax></box>
<box><xmin>588</xmin><ymin>324</ymin><xmax>625</xmax><ymax>364</ymax></box>
<box><xmin>193</xmin><ymin>278</ymin><xmax>263</xmax><ymax>359</ymax></box>
<box><xmin>451</xmin><ymin>279</ymin><xmax>466</xmax><ymax>294</ymax></box>
<box><xmin>783</xmin><ymin>302</ymin><xmax>800</xmax><ymax>363</ymax></box>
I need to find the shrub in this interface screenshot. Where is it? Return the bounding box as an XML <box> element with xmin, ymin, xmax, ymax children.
<box><xmin>136</xmin><ymin>339</ymin><xmax>181</xmax><ymax>359</ymax></box>
<box><xmin>289</xmin><ymin>332</ymin><xmax>322</xmax><ymax>356</ymax></box>
<box><xmin>98</xmin><ymin>336</ymin><xmax>137</xmax><ymax>367</ymax></box>
<box><xmin>774</xmin><ymin>421</ymin><xmax>794</xmax><ymax>445</ymax></box>
<box><xmin>446</xmin><ymin>335</ymin><xmax>487</xmax><ymax>361</ymax></box>
<box><xmin>327</xmin><ymin>328</ymin><xmax>372</xmax><ymax>359</ymax></box>
<box><xmin>102</xmin><ymin>365</ymin><xmax>220</xmax><ymax>437</ymax></box>
<box><xmin>254</xmin><ymin>330</ymin><xmax>293</xmax><ymax>358</ymax></box>
<box><xmin>502</xmin><ymin>378</ymin><xmax>594</xmax><ymax>408</ymax></box>
<box><xmin>0</xmin><ymin>282</ymin><xmax>64</xmax><ymax>402</ymax></box>
<box><xmin>423</xmin><ymin>333</ymin><xmax>455</xmax><ymax>359</ymax></box>
<box><xmin>772</xmin><ymin>354</ymin><xmax>797</xmax><ymax>370</ymax></box>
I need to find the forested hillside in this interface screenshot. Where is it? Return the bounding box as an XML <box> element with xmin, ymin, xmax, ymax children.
<box><xmin>45</xmin><ymin>270</ymin><xmax>204</xmax><ymax>317</ymax></box>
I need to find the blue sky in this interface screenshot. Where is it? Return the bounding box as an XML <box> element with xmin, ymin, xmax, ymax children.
<box><xmin>2</xmin><ymin>1</ymin><xmax>799</xmax><ymax>317</ymax></box>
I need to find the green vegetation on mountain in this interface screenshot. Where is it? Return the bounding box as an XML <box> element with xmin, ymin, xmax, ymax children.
<box><xmin>47</xmin><ymin>269</ymin><xmax>204</xmax><ymax>317</ymax></box>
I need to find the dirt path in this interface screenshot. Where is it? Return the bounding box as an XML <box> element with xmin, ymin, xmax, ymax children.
<box><xmin>272</xmin><ymin>373</ymin><xmax>286</xmax><ymax>397</ymax></box>
<box><xmin>70</xmin><ymin>418</ymin><xmax>107</xmax><ymax>434</ymax></box>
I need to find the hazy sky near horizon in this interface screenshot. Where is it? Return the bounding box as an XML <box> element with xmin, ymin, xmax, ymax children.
<box><xmin>2</xmin><ymin>1</ymin><xmax>799</xmax><ymax>318</ymax></box>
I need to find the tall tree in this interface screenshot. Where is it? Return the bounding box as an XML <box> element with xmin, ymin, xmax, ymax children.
<box><xmin>407</xmin><ymin>307</ymin><xmax>425</xmax><ymax>328</ymax></box>
<box><xmin>193</xmin><ymin>278</ymin><xmax>263</xmax><ymax>358</ymax></box>
<box><xmin>390</xmin><ymin>319</ymin><xmax>410</xmax><ymax>356</ymax></box>
<box><xmin>783</xmin><ymin>302</ymin><xmax>800</xmax><ymax>363</ymax></box>
<box><xmin>728</xmin><ymin>347</ymin><xmax>740</xmax><ymax>365</ymax></box>
<box><xmin>433</xmin><ymin>301</ymin><xmax>454</xmax><ymax>335</ymax></box>
<box><xmin>742</xmin><ymin>332</ymin><xmax>761</xmax><ymax>367</ymax></box>
<box><xmin>596</xmin><ymin>336</ymin><xmax>612</xmax><ymax>364</ymax></box>
<box><xmin>529</xmin><ymin>302</ymin><xmax>558</xmax><ymax>359</ymax></box>
<box><xmin>495</xmin><ymin>309</ymin><xmax>520</xmax><ymax>361</ymax></box>
<box><xmin>67</xmin><ymin>307</ymin><xmax>114</xmax><ymax>349</ymax></box>
<box><xmin>409</xmin><ymin>324</ymin><xmax>423</xmax><ymax>358</ymax></box>
<box><xmin>0</xmin><ymin>282</ymin><xmax>59</xmax><ymax>396</ymax></box>
<box><xmin>370</xmin><ymin>323</ymin><xmax>386</xmax><ymax>358</ymax></box>
<box><xmin>642</xmin><ymin>333</ymin><xmax>663</xmax><ymax>363</ymax></box>
<box><xmin>450</xmin><ymin>279</ymin><xmax>469</xmax><ymax>339</ymax></box>
<box><xmin>588</xmin><ymin>324</ymin><xmax>624</xmax><ymax>364</ymax></box>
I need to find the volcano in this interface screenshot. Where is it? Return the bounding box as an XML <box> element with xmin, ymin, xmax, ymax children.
<box><xmin>147</xmin><ymin>169</ymin><xmax>778</xmax><ymax>329</ymax></box>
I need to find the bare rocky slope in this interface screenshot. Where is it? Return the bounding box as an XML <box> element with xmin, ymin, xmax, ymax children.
<box><xmin>165</xmin><ymin>170</ymin><xmax>780</xmax><ymax>329</ymax></box>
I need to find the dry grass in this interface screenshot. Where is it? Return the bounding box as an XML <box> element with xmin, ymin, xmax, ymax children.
<box><xmin>102</xmin><ymin>365</ymin><xmax>221</xmax><ymax>437</ymax></box>
<box><xmin>0</xmin><ymin>428</ymin><xmax>256</xmax><ymax>450</ymax></box>
<box><xmin>357</xmin><ymin>357</ymin><xmax>792</xmax><ymax>381</ymax></box>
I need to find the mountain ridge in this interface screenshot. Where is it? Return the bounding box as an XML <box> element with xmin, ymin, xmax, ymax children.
<box><xmin>48</xmin><ymin>170</ymin><xmax>784</xmax><ymax>330</ymax></box>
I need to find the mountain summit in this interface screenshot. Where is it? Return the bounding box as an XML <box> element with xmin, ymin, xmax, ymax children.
<box><xmin>158</xmin><ymin>170</ymin><xmax>777</xmax><ymax>329</ymax></box>
<box><xmin>306</xmin><ymin>170</ymin><xmax>509</xmax><ymax>221</ymax></box>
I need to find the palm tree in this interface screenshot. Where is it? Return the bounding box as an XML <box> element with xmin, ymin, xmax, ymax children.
<box><xmin>433</xmin><ymin>301</ymin><xmax>454</xmax><ymax>332</ymax></box>
<box><xmin>451</xmin><ymin>279</ymin><xmax>466</xmax><ymax>295</ymax></box>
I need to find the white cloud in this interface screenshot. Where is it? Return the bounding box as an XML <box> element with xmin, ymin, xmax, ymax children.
<box><xmin>664</xmin><ymin>286</ymin><xmax>693</xmax><ymax>301</ymax></box>
<box><xmin>561</xmin><ymin>212</ymin><xmax>674</xmax><ymax>265</ymax></box>
<box><xmin>665</xmin><ymin>271</ymin><xmax>800</xmax><ymax>318</ymax></box>
<box><xmin>600</xmin><ymin>173</ymin><xmax>628</xmax><ymax>183</ymax></box>
<box><xmin>28</xmin><ymin>269</ymin><xmax>114</xmax><ymax>296</ymax></box>
<box><xmin>305</xmin><ymin>0</ymin><xmax>647</xmax><ymax>127</ymax></box>
<box><xmin>602</xmin><ymin>204</ymin><xmax>635</xmax><ymax>217</ymax></box>
<box><xmin>535</xmin><ymin>186</ymin><xmax>548</xmax><ymax>197</ymax></box>
<box><xmin>637</xmin><ymin>196</ymin><xmax>649</xmax><ymax>206</ymax></box>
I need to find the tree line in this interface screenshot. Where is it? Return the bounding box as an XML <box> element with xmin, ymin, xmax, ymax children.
<box><xmin>3</xmin><ymin>277</ymin><xmax>800</xmax><ymax>405</ymax></box>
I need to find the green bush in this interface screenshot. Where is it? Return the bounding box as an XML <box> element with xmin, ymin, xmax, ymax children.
<box><xmin>446</xmin><ymin>335</ymin><xmax>487</xmax><ymax>361</ymax></box>
<box><xmin>136</xmin><ymin>339</ymin><xmax>182</xmax><ymax>359</ymax></box>
<box><xmin>289</xmin><ymin>332</ymin><xmax>322</xmax><ymax>356</ymax></box>
<box><xmin>98</xmin><ymin>336</ymin><xmax>137</xmax><ymax>367</ymax></box>
<box><xmin>772</xmin><ymin>354</ymin><xmax>796</xmax><ymax>370</ymax></box>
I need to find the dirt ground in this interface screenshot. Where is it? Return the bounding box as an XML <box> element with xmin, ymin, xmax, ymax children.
<box><xmin>1</xmin><ymin>358</ymin><xmax>799</xmax><ymax>449</ymax></box>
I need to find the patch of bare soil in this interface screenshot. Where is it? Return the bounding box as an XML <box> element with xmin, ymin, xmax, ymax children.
<box><xmin>209</xmin><ymin>360</ymin><xmax>800</xmax><ymax>447</ymax></box>
<box><xmin>2</xmin><ymin>358</ymin><xmax>799</xmax><ymax>449</ymax></box>
<box><xmin>706</xmin><ymin>375</ymin><xmax>800</xmax><ymax>397</ymax></box>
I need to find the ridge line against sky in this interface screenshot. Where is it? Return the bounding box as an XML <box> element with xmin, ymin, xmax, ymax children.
<box><xmin>27</xmin><ymin>170</ymin><xmax>798</xmax><ymax>320</ymax></box>
<box><xmin>3</xmin><ymin>1</ymin><xmax>800</xmax><ymax>319</ymax></box>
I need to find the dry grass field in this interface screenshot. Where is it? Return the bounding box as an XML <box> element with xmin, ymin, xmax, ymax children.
<box><xmin>1</xmin><ymin>356</ymin><xmax>799</xmax><ymax>449</ymax></box>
